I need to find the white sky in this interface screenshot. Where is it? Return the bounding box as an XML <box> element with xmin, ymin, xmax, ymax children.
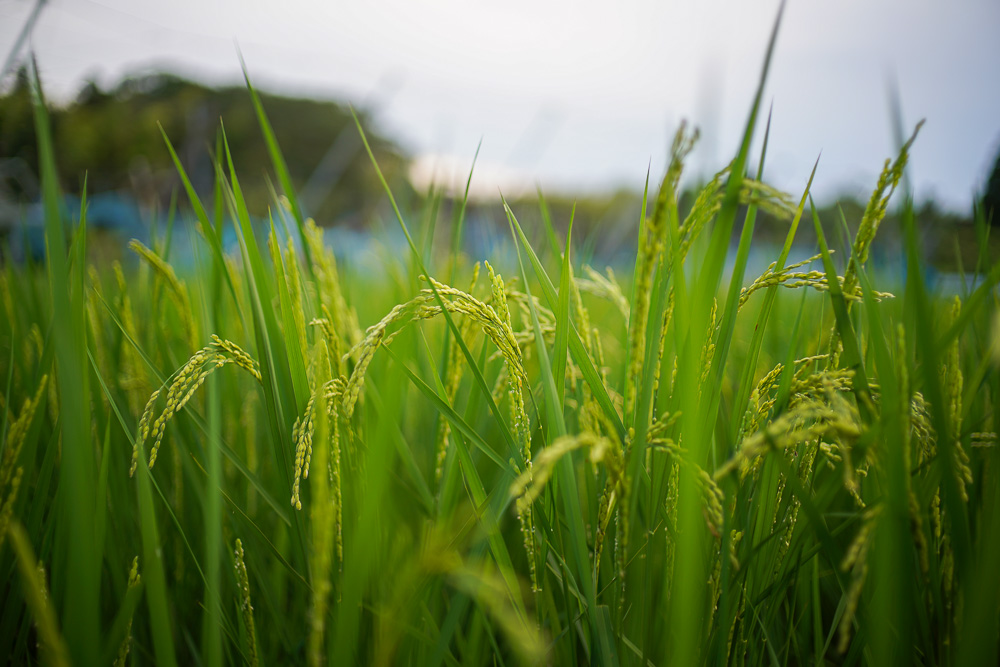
<box><xmin>2</xmin><ymin>0</ymin><xmax>999</xmax><ymax>210</ymax></box>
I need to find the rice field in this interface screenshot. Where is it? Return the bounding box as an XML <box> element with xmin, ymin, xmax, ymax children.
<box><xmin>2</xmin><ymin>16</ymin><xmax>999</xmax><ymax>667</ymax></box>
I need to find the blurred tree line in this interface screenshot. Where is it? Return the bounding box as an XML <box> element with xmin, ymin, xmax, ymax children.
<box><xmin>0</xmin><ymin>67</ymin><xmax>409</xmax><ymax>226</ymax></box>
<box><xmin>488</xmin><ymin>182</ymin><xmax>997</xmax><ymax>274</ymax></box>
<box><xmin>1</xmin><ymin>66</ymin><xmax>996</xmax><ymax>273</ymax></box>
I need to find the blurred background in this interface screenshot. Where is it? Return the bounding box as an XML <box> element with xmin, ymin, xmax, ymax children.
<box><xmin>1</xmin><ymin>0</ymin><xmax>998</xmax><ymax>271</ymax></box>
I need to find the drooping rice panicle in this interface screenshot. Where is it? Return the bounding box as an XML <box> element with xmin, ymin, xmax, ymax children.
<box><xmin>113</xmin><ymin>557</ymin><xmax>141</xmax><ymax>667</ymax></box>
<box><xmin>718</xmin><ymin>396</ymin><xmax>862</xmax><ymax>481</ymax></box>
<box><xmin>740</xmin><ymin>252</ymin><xmax>894</xmax><ymax>309</ymax></box>
<box><xmin>310</xmin><ymin>303</ymin><xmax>343</xmax><ymax>377</ymax></box>
<box><xmin>130</xmin><ymin>336</ymin><xmax>262</xmax><ymax>476</ymax></box>
<box><xmin>828</xmin><ymin>122</ymin><xmax>923</xmax><ymax>364</ymax></box>
<box><xmin>0</xmin><ymin>467</ymin><xmax>24</xmax><ymax>552</ymax></box>
<box><xmin>1</xmin><ymin>374</ymin><xmax>47</xmax><ymax>491</ymax></box>
<box><xmin>486</xmin><ymin>263</ymin><xmax>531</xmax><ymax>461</ymax></box>
<box><xmin>233</xmin><ymin>539</ymin><xmax>259</xmax><ymax>667</ymax></box>
<box><xmin>337</xmin><ymin>274</ymin><xmax>529</xmax><ymax>419</ymax></box>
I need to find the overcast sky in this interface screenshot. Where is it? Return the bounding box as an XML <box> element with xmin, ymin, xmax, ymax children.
<box><xmin>2</xmin><ymin>0</ymin><xmax>999</xmax><ymax>210</ymax></box>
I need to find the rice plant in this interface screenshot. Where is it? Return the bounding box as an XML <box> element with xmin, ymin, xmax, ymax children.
<box><xmin>1</xmin><ymin>11</ymin><xmax>999</xmax><ymax>666</ymax></box>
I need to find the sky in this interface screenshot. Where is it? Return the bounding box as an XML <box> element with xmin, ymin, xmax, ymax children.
<box><xmin>2</xmin><ymin>0</ymin><xmax>999</xmax><ymax>210</ymax></box>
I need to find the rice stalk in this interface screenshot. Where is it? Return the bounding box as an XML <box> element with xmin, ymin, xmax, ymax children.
<box><xmin>485</xmin><ymin>261</ymin><xmax>538</xmax><ymax>591</ymax></box>
<box><xmin>625</xmin><ymin>123</ymin><xmax>697</xmax><ymax>428</ymax></box>
<box><xmin>269</xmin><ymin>232</ymin><xmax>309</xmax><ymax>362</ymax></box>
<box><xmin>308</xmin><ymin>342</ymin><xmax>335</xmax><ymax>667</ymax></box>
<box><xmin>86</xmin><ymin>267</ymin><xmax>111</xmax><ymax>396</ymax></box>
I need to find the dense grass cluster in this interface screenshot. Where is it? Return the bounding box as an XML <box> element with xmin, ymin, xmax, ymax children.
<box><xmin>2</xmin><ymin>20</ymin><xmax>1000</xmax><ymax>667</ymax></box>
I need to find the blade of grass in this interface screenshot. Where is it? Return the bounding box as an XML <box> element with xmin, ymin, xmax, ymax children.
<box><xmin>383</xmin><ymin>345</ymin><xmax>508</xmax><ymax>475</ymax></box>
<box><xmin>367</xmin><ymin>372</ymin><xmax>436</xmax><ymax>513</ymax></box>
<box><xmin>553</xmin><ymin>209</ymin><xmax>574</xmax><ymax>408</ymax></box>
<box><xmin>219</xmin><ymin>126</ymin><xmax>308</xmax><ymax>566</ymax></box>
<box><xmin>670</xmin><ymin>5</ymin><xmax>785</xmax><ymax>662</ymax></box>
<box><xmin>899</xmin><ymin>198</ymin><xmax>972</xmax><ymax>572</ymax></box>
<box><xmin>509</xmin><ymin>203</ymin><xmax>618</xmax><ymax>666</ymax></box>
<box><xmin>198</xmin><ymin>242</ymin><xmax>224</xmax><ymax>667</ymax></box>
<box><xmin>241</xmin><ymin>56</ymin><xmax>314</xmax><ymax>272</ymax></box>
<box><xmin>505</xmin><ymin>200</ymin><xmax>626</xmax><ymax>441</ymax></box>
<box><xmin>729</xmin><ymin>157</ymin><xmax>819</xmax><ymax>442</ymax></box>
<box><xmin>7</xmin><ymin>521</ymin><xmax>71</xmax><ymax>667</ymax></box>
<box><xmin>267</xmin><ymin>219</ymin><xmax>310</xmax><ymax>409</ymax></box>
<box><xmin>809</xmin><ymin>199</ymin><xmax>874</xmax><ymax>422</ymax></box>
<box><xmin>536</xmin><ymin>188</ymin><xmax>564</xmax><ymax>262</ymax></box>
<box><xmin>448</xmin><ymin>140</ymin><xmax>481</xmax><ymax>282</ymax></box>
<box><xmin>703</xmin><ymin>106</ymin><xmax>773</xmax><ymax>445</ymax></box>
<box><xmin>349</xmin><ymin>108</ymin><xmax>523</xmax><ymax>469</ymax></box>
<box><xmin>30</xmin><ymin>63</ymin><xmax>99</xmax><ymax>666</ymax></box>
<box><xmin>158</xmin><ymin>124</ymin><xmax>248</xmax><ymax>334</ymax></box>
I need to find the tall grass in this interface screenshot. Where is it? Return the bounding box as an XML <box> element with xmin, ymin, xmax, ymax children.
<box><xmin>1</xmin><ymin>14</ymin><xmax>999</xmax><ymax>666</ymax></box>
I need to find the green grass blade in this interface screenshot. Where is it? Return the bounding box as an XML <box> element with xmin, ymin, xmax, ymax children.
<box><xmin>729</xmin><ymin>157</ymin><xmax>819</xmax><ymax>442</ymax></box>
<box><xmin>509</xmin><ymin>203</ymin><xmax>617</xmax><ymax>666</ymax></box>
<box><xmin>221</xmin><ymin>126</ymin><xmax>300</xmax><ymax>473</ymax></box>
<box><xmin>671</xmin><ymin>5</ymin><xmax>784</xmax><ymax>664</ymax></box>
<box><xmin>504</xmin><ymin>200</ymin><xmax>626</xmax><ymax>441</ymax></box>
<box><xmin>899</xmin><ymin>200</ymin><xmax>972</xmax><ymax>572</ymax></box>
<box><xmin>240</xmin><ymin>56</ymin><xmax>313</xmax><ymax>271</ymax></box>
<box><xmin>158</xmin><ymin>124</ymin><xmax>248</xmax><ymax>333</ymax></box>
<box><xmin>448</xmin><ymin>140</ymin><xmax>481</xmax><ymax>281</ymax></box>
<box><xmin>704</xmin><ymin>106</ymin><xmax>773</xmax><ymax>441</ymax></box>
<box><xmin>7</xmin><ymin>521</ymin><xmax>72</xmax><ymax>667</ymax></box>
<box><xmin>809</xmin><ymin>199</ymin><xmax>874</xmax><ymax>420</ymax></box>
<box><xmin>30</xmin><ymin>64</ymin><xmax>99</xmax><ymax>666</ymax></box>
<box><xmin>267</xmin><ymin>220</ymin><xmax>310</xmax><ymax>409</ymax></box>
<box><xmin>536</xmin><ymin>187</ymin><xmax>563</xmax><ymax>262</ymax></box>
<box><xmin>553</xmin><ymin>209</ymin><xmax>574</xmax><ymax>407</ymax></box>
<box><xmin>383</xmin><ymin>344</ymin><xmax>508</xmax><ymax>472</ymax></box>
<box><xmin>349</xmin><ymin>108</ymin><xmax>522</xmax><ymax>467</ymax></box>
